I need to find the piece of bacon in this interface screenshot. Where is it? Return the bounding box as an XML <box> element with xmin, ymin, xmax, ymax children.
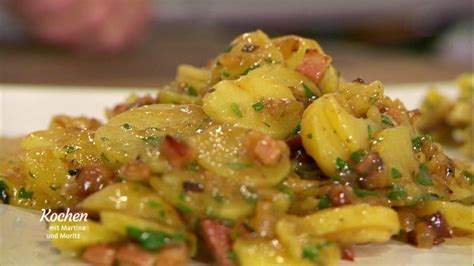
<box><xmin>160</xmin><ymin>135</ymin><xmax>195</xmax><ymax>168</ymax></box>
<box><xmin>120</xmin><ymin>160</ymin><xmax>152</xmax><ymax>181</ymax></box>
<box><xmin>154</xmin><ymin>245</ymin><xmax>189</xmax><ymax>266</ymax></box>
<box><xmin>116</xmin><ymin>243</ymin><xmax>156</xmax><ymax>266</ymax></box>
<box><xmin>75</xmin><ymin>164</ymin><xmax>115</xmax><ymax>197</ymax></box>
<box><xmin>200</xmin><ymin>219</ymin><xmax>236</xmax><ymax>266</ymax></box>
<box><xmin>243</xmin><ymin>130</ymin><xmax>289</xmax><ymax>166</ymax></box>
<box><xmin>341</xmin><ymin>246</ymin><xmax>355</xmax><ymax>261</ymax></box>
<box><xmin>296</xmin><ymin>49</ymin><xmax>332</xmax><ymax>85</ymax></box>
<box><xmin>327</xmin><ymin>184</ymin><xmax>352</xmax><ymax>207</ymax></box>
<box><xmin>82</xmin><ymin>244</ymin><xmax>116</xmax><ymax>266</ymax></box>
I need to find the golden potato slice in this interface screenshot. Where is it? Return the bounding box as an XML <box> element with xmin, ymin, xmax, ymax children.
<box><xmin>272</xmin><ymin>35</ymin><xmax>324</xmax><ymax>70</ymax></box>
<box><xmin>203</xmin><ymin>65</ymin><xmax>310</xmax><ymax>139</ymax></box>
<box><xmin>95</xmin><ymin>104</ymin><xmax>212</xmax><ymax>165</ymax></box>
<box><xmin>301</xmin><ymin>93</ymin><xmax>374</xmax><ymax>176</ymax></box>
<box><xmin>80</xmin><ymin>183</ymin><xmax>184</xmax><ymax>230</ymax></box>
<box><xmin>49</xmin><ymin>220</ymin><xmax>122</xmax><ymax>254</ymax></box>
<box><xmin>277</xmin><ymin>204</ymin><xmax>400</xmax><ymax>245</ymax></box>
<box><xmin>188</xmin><ymin>125</ymin><xmax>291</xmax><ymax>187</ymax></box>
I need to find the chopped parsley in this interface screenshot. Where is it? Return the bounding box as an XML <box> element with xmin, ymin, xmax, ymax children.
<box><xmin>142</xmin><ymin>136</ymin><xmax>162</xmax><ymax>147</ymax></box>
<box><xmin>186</xmin><ymin>86</ymin><xmax>198</xmax><ymax>97</ymax></box>
<box><xmin>301</xmin><ymin>240</ymin><xmax>331</xmax><ymax>265</ymax></box>
<box><xmin>421</xmin><ymin>193</ymin><xmax>440</xmax><ymax>201</ymax></box>
<box><xmin>213</xmin><ymin>194</ymin><xmax>226</xmax><ymax>204</ymax></box>
<box><xmin>381</xmin><ymin>115</ymin><xmax>395</xmax><ymax>127</ymax></box>
<box><xmin>288</xmin><ymin>123</ymin><xmax>301</xmax><ymax>137</ymax></box>
<box><xmin>222</xmin><ymin>72</ymin><xmax>231</xmax><ymax>78</ymax></box>
<box><xmin>335</xmin><ymin>157</ymin><xmax>351</xmax><ymax>171</ymax></box>
<box><xmin>100</xmin><ymin>136</ymin><xmax>110</xmax><ymax>142</ymax></box>
<box><xmin>230</xmin><ymin>102</ymin><xmax>243</xmax><ymax>118</ymax></box>
<box><xmin>177</xmin><ymin>192</ymin><xmax>192</xmax><ymax>214</ymax></box>
<box><xmin>412</xmin><ymin>135</ymin><xmax>432</xmax><ymax>151</ymax></box>
<box><xmin>302</xmin><ymin>83</ymin><xmax>318</xmax><ymax>101</ymax></box>
<box><xmin>122</xmin><ymin>123</ymin><xmax>131</xmax><ymax>130</ymax></box>
<box><xmin>147</xmin><ymin>200</ymin><xmax>161</xmax><ymax>209</ymax></box>
<box><xmin>415</xmin><ymin>164</ymin><xmax>433</xmax><ymax>186</ymax></box>
<box><xmin>263</xmin><ymin>121</ymin><xmax>271</xmax><ymax>128</ymax></box>
<box><xmin>264</xmin><ymin>57</ymin><xmax>274</xmax><ymax>64</ymax></box>
<box><xmin>318</xmin><ymin>194</ymin><xmax>332</xmax><ymax>209</ymax></box>
<box><xmin>252</xmin><ymin>101</ymin><xmax>265</xmax><ymax>112</ymax></box>
<box><xmin>353</xmin><ymin>188</ymin><xmax>377</xmax><ymax>197</ymax></box>
<box><xmin>278</xmin><ymin>184</ymin><xmax>295</xmax><ymax>202</ymax></box>
<box><xmin>306</xmin><ymin>133</ymin><xmax>313</xmax><ymax>139</ymax></box>
<box><xmin>386</xmin><ymin>185</ymin><xmax>407</xmax><ymax>200</ymax></box>
<box><xmin>49</xmin><ymin>185</ymin><xmax>59</xmax><ymax>191</ymax></box>
<box><xmin>64</xmin><ymin>144</ymin><xmax>80</xmax><ymax>155</ymax></box>
<box><xmin>28</xmin><ymin>171</ymin><xmax>37</xmax><ymax>179</ymax></box>
<box><xmin>228</xmin><ymin>251</ymin><xmax>237</xmax><ymax>262</ymax></box>
<box><xmin>463</xmin><ymin>171</ymin><xmax>474</xmax><ymax>184</ymax></box>
<box><xmin>0</xmin><ymin>179</ymin><xmax>9</xmax><ymax>204</ymax></box>
<box><xmin>229</xmin><ymin>162</ymin><xmax>253</xmax><ymax>169</ymax></box>
<box><xmin>100</xmin><ymin>152</ymin><xmax>110</xmax><ymax>162</ymax></box>
<box><xmin>185</xmin><ymin>162</ymin><xmax>200</xmax><ymax>172</ymax></box>
<box><xmin>368</xmin><ymin>125</ymin><xmax>373</xmax><ymax>139</ymax></box>
<box><xmin>350</xmin><ymin>150</ymin><xmax>367</xmax><ymax>164</ymax></box>
<box><xmin>241</xmin><ymin>64</ymin><xmax>259</xmax><ymax>76</ymax></box>
<box><xmin>391</xmin><ymin>168</ymin><xmax>402</xmax><ymax>179</ymax></box>
<box><xmin>126</xmin><ymin>227</ymin><xmax>186</xmax><ymax>251</ymax></box>
<box><xmin>18</xmin><ymin>187</ymin><xmax>34</xmax><ymax>199</ymax></box>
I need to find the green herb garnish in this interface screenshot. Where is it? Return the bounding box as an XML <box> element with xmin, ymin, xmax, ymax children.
<box><xmin>353</xmin><ymin>188</ymin><xmax>377</xmax><ymax>197</ymax></box>
<box><xmin>186</xmin><ymin>86</ymin><xmax>198</xmax><ymax>97</ymax></box>
<box><xmin>229</xmin><ymin>162</ymin><xmax>253</xmax><ymax>169</ymax></box>
<box><xmin>64</xmin><ymin>144</ymin><xmax>80</xmax><ymax>155</ymax></box>
<box><xmin>306</xmin><ymin>133</ymin><xmax>313</xmax><ymax>139</ymax></box>
<box><xmin>241</xmin><ymin>64</ymin><xmax>259</xmax><ymax>76</ymax></box>
<box><xmin>252</xmin><ymin>101</ymin><xmax>265</xmax><ymax>112</ymax></box>
<box><xmin>368</xmin><ymin>125</ymin><xmax>373</xmax><ymax>139</ymax></box>
<box><xmin>415</xmin><ymin>164</ymin><xmax>433</xmax><ymax>186</ymax></box>
<box><xmin>412</xmin><ymin>135</ymin><xmax>432</xmax><ymax>150</ymax></box>
<box><xmin>28</xmin><ymin>171</ymin><xmax>37</xmax><ymax>179</ymax></box>
<box><xmin>303</xmin><ymin>83</ymin><xmax>317</xmax><ymax>101</ymax></box>
<box><xmin>381</xmin><ymin>115</ymin><xmax>395</xmax><ymax>127</ymax></box>
<box><xmin>142</xmin><ymin>136</ymin><xmax>162</xmax><ymax>147</ymax></box>
<box><xmin>126</xmin><ymin>227</ymin><xmax>186</xmax><ymax>251</ymax></box>
<box><xmin>318</xmin><ymin>194</ymin><xmax>332</xmax><ymax>209</ymax></box>
<box><xmin>147</xmin><ymin>200</ymin><xmax>161</xmax><ymax>209</ymax></box>
<box><xmin>463</xmin><ymin>171</ymin><xmax>474</xmax><ymax>184</ymax></box>
<box><xmin>288</xmin><ymin>123</ymin><xmax>301</xmax><ymax>137</ymax></box>
<box><xmin>122</xmin><ymin>123</ymin><xmax>131</xmax><ymax>130</ymax></box>
<box><xmin>230</xmin><ymin>102</ymin><xmax>243</xmax><ymax>118</ymax></box>
<box><xmin>350</xmin><ymin>149</ymin><xmax>367</xmax><ymax>164</ymax></box>
<box><xmin>391</xmin><ymin>168</ymin><xmax>402</xmax><ymax>179</ymax></box>
<box><xmin>177</xmin><ymin>192</ymin><xmax>192</xmax><ymax>213</ymax></box>
<box><xmin>335</xmin><ymin>157</ymin><xmax>351</xmax><ymax>171</ymax></box>
<box><xmin>100</xmin><ymin>152</ymin><xmax>109</xmax><ymax>162</ymax></box>
<box><xmin>301</xmin><ymin>240</ymin><xmax>331</xmax><ymax>265</ymax></box>
<box><xmin>100</xmin><ymin>136</ymin><xmax>109</xmax><ymax>142</ymax></box>
<box><xmin>19</xmin><ymin>187</ymin><xmax>33</xmax><ymax>199</ymax></box>
<box><xmin>49</xmin><ymin>185</ymin><xmax>59</xmax><ymax>191</ymax></box>
<box><xmin>386</xmin><ymin>185</ymin><xmax>407</xmax><ymax>200</ymax></box>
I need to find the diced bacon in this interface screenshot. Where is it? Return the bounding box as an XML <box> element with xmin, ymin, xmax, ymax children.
<box><xmin>120</xmin><ymin>160</ymin><xmax>152</xmax><ymax>181</ymax></box>
<box><xmin>341</xmin><ymin>246</ymin><xmax>355</xmax><ymax>261</ymax></box>
<box><xmin>327</xmin><ymin>184</ymin><xmax>352</xmax><ymax>207</ymax></box>
<box><xmin>82</xmin><ymin>244</ymin><xmax>116</xmax><ymax>266</ymax></box>
<box><xmin>160</xmin><ymin>136</ymin><xmax>195</xmax><ymax>168</ymax></box>
<box><xmin>296</xmin><ymin>49</ymin><xmax>332</xmax><ymax>85</ymax></box>
<box><xmin>76</xmin><ymin>164</ymin><xmax>115</xmax><ymax>197</ymax></box>
<box><xmin>243</xmin><ymin>130</ymin><xmax>289</xmax><ymax>166</ymax></box>
<box><xmin>154</xmin><ymin>245</ymin><xmax>188</xmax><ymax>266</ymax></box>
<box><xmin>116</xmin><ymin>243</ymin><xmax>156</xmax><ymax>266</ymax></box>
<box><xmin>200</xmin><ymin>219</ymin><xmax>236</xmax><ymax>266</ymax></box>
<box><xmin>353</xmin><ymin>152</ymin><xmax>384</xmax><ymax>176</ymax></box>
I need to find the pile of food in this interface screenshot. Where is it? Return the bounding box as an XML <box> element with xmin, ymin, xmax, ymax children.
<box><xmin>417</xmin><ymin>73</ymin><xmax>474</xmax><ymax>159</ymax></box>
<box><xmin>0</xmin><ymin>30</ymin><xmax>472</xmax><ymax>266</ymax></box>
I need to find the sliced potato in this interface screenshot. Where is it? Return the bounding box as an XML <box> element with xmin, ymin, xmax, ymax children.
<box><xmin>95</xmin><ymin>104</ymin><xmax>212</xmax><ymax>165</ymax></box>
<box><xmin>188</xmin><ymin>125</ymin><xmax>291</xmax><ymax>187</ymax></box>
<box><xmin>372</xmin><ymin>126</ymin><xmax>419</xmax><ymax>180</ymax></box>
<box><xmin>301</xmin><ymin>93</ymin><xmax>375</xmax><ymax>176</ymax></box>
<box><xmin>49</xmin><ymin>220</ymin><xmax>122</xmax><ymax>254</ymax></box>
<box><xmin>277</xmin><ymin>204</ymin><xmax>400</xmax><ymax>244</ymax></box>
<box><xmin>149</xmin><ymin>170</ymin><xmax>255</xmax><ymax>220</ymax></box>
<box><xmin>203</xmin><ymin>65</ymin><xmax>310</xmax><ymax>139</ymax></box>
<box><xmin>80</xmin><ymin>183</ymin><xmax>184</xmax><ymax>229</ymax></box>
<box><xmin>272</xmin><ymin>35</ymin><xmax>324</xmax><ymax>70</ymax></box>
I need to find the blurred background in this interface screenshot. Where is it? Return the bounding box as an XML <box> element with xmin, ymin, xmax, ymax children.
<box><xmin>0</xmin><ymin>0</ymin><xmax>472</xmax><ymax>87</ymax></box>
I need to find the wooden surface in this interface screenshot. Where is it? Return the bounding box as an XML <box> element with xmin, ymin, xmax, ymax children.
<box><xmin>0</xmin><ymin>26</ymin><xmax>469</xmax><ymax>88</ymax></box>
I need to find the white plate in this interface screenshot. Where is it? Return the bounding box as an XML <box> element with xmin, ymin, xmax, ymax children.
<box><xmin>0</xmin><ymin>82</ymin><xmax>472</xmax><ymax>266</ymax></box>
